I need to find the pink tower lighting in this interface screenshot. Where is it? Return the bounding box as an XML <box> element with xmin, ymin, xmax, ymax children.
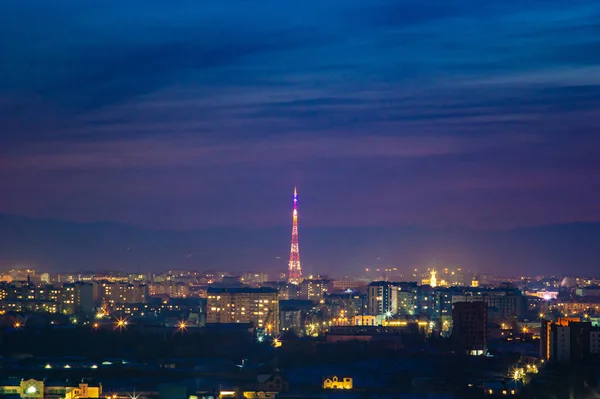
<box><xmin>288</xmin><ymin>187</ymin><xmax>302</xmax><ymax>284</ymax></box>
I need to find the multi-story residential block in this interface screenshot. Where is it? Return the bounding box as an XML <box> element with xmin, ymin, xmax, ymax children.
<box><xmin>556</xmin><ymin>298</ymin><xmax>600</xmax><ymax>316</ymax></box>
<box><xmin>299</xmin><ymin>278</ymin><xmax>329</xmax><ymax>301</ymax></box>
<box><xmin>61</xmin><ymin>282</ymin><xmax>94</xmax><ymax>314</ymax></box>
<box><xmin>0</xmin><ymin>300</ymin><xmax>59</xmax><ymax>313</ymax></box>
<box><xmin>452</xmin><ymin>288</ymin><xmax>526</xmax><ymax>319</ymax></box>
<box><xmin>540</xmin><ymin>318</ymin><xmax>600</xmax><ymax>363</ymax></box>
<box><xmin>367</xmin><ymin>281</ymin><xmax>399</xmax><ymax>315</ymax></box>
<box><xmin>206</xmin><ymin>287</ymin><xmax>279</xmax><ymax>334</ymax></box>
<box><xmin>96</xmin><ymin>281</ymin><xmax>147</xmax><ymax>309</ymax></box>
<box><xmin>452</xmin><ymin>301</ymin><xmax>487</xmax><ymax>355</ymax></box>
<box><xmin>148</xmin><ymin>281</ymin><xmax>190</xmax><ymax>298</ymax></box>
<box><xmin>324</xmin><ymin>293</ymin><xmax>367</xmax><ymax>319</ymax></box>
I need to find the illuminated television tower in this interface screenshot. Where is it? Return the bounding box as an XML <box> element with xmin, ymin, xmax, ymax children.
<box><xmin>288</xmin><ymin>187</ymin><xmax>302</xmax><ymax>284</ymax></box>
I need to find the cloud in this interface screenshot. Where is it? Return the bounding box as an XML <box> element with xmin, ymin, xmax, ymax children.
<box><xmin>1</xmin><ymin>133</ymin><xmax>527</xmax><ymax>170</ymax></box>
<box><xmin>2</xmin><ymin>0</ymin><xmax>600</xmax><ymax>229</ymax></box>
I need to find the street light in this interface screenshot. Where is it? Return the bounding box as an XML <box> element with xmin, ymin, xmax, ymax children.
<box><xmin>115</xmin><ymin>317</ymin><xmax>128</xmax><ymax>332</ymax></box>
<box><xmin>177</xmin><ymin>320</ymin><xmax>187</xmax><ymax>335</ymax></box>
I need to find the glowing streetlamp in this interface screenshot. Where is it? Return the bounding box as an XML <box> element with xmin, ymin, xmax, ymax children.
<box><xmin>115</xmin><ymin>317</ymin><xmax>128</xmax><ymax>332</ymax></box>
<box><xmin>177</xmin><ymin>320</ymin><xmax>187</xmax><ymax>335</ymax></box>
<box><xmin>511</xmin><ymin>367</ymin><xmax>525</xmax><ymax>383</ymax></box>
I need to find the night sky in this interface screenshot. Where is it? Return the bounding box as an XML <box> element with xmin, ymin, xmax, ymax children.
<box><xmin>1</xmin><ymin>1</ymin><xmax>600</xmax><ymax>273</ymax></box>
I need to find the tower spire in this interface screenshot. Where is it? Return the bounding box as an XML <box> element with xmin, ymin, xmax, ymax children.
<box><xmin>288</xmin><ymin>187</ymin><xmax>302</xmax><ymax>284</ymax></box>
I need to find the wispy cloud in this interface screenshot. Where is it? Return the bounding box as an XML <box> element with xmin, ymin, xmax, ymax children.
<box><xmin>1</xmin><ymin>0</ymin><xmax>600</xmax><ymax>228</ymax></box>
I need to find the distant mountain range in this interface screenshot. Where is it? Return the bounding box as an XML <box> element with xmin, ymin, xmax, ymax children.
<box><xmin>0</xmin><ymin>213</ymin><xmax>599</xmax><ymax>276</ymax></box>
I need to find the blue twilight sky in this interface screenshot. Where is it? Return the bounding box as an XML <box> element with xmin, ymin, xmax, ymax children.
<box><xmin>1</xmin><ymin>0</ymin><xmax>600</xmax><ymax>231</ymax></box>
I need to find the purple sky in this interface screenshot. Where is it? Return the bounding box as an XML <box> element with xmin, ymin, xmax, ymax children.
<box><xmin>1</xmin><ymin>0</ymin><xmax>600</xmax><ymax>232</ymax></box>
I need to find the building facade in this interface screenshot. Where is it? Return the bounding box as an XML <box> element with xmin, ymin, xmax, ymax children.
<box><xmin>452</xmin><ymin>301</ymin><xmax>487</xmax><ymax>355</ymax></box>
<box><xmin>207</xmin><ymin>287</ymin><xmax>279</xmax><ymax>334</ymax></box>
<box><xmin>148</xmin><ymin>281</ymin><xmax>190</xmax><ymax>298</ymax></box>
<box><xmin>0</xmin><ymin>379</ymin><xmax>101</xmax><ymax>399</ymax></box>
<box><xmin>540</xmin><ymin>318</ymin><xmax>600</xmax><ymax>363</ymax></box>
<box><xmin>367</xmin><ymin>282</ymin><xmax>399</xmax><ymax>316</ymax></box>
<box><xmin>452</xmin><ymin>289</ymin><xmax>526</xmax><ymax>319</ymax></box>
<box><xmin>299</xmin><ymin>279</ymin><xmax>329</xmax><ymax>301</ymax></box>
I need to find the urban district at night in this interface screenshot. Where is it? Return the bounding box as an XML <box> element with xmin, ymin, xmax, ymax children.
<box><xmin>2</xmin><ymin>1</ymin><xmax>600</xmax><ymax>398</ymax></box>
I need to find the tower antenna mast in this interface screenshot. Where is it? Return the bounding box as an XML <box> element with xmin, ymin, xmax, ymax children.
<box><xmin>288</xmin><ymin>187</ymin><xmax>302</xmax><ymax>284</ymax></box>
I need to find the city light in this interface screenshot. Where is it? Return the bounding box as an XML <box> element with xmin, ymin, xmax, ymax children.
<box><xmin>512</xmin><ymin>367</ymin><xmax>524</xmax><ymax>382</ymax></box>
<box><xmin>306</xmin><ymin>323</ymin><xmax>319</xmax><ymax>337</ymax></box>
<box><xmin>526</xmin><ymin>363</ymin><xmax>539</xmax><ymax>374</ymax></box>
<box><xmin>14</xmin><ymin>321</ymin><xmax>22</xmax><ymax>329</ymax></box>
<box><xmin>115</xmin><ymin>317</ymin><xmax>129</xmax><ymax>332</ymax></box>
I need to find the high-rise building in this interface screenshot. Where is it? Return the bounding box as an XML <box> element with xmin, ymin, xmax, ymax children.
<box><xmin>451</xmin><ymin>288</ymin><xmax>526</xmax><ymax>319</ymax></box>
<box><xmin>324</xmin><ymin>293</ymin><xmax>367</xmax><ymax>320</ymax></box>
<box><xmin>288</xmin><ymin>187</ymin><xmax>302</xmax><ymax>284</ymax></box>
<box><xmin>452</xmin><ymin>301</ymin><xmax>487</xmax><ymax>355</ymax></box>
<box><xmin>148</xmin><ymin>281</ymin><xmax>190</xmax><ymax>298</ymax></box>
<box><xmin>97</xmin><ymin>281</ymin><xmax>147</xmax><ymax>309</ymax></box>
<box><xmin>299</xmin><ymin>278</ymin><xmax>329</xmax><ymax>301</ymax></box>
<box><xmin>367</xmin><ymin>282</ymin><xmax>399</xmax><ymax>316</ymax></box>
<box><xmin>61</xmin><ymin>282</ymin><xmax>94</xmax><ymax>314</ymax></box>
<box><xmin>540</xmin><ymin>318</ymin><xmax>599</xmax><ymax>363</ymax></box>
<box><xmin>206</xmin><ymin>287</ymin><xmax>279</xmax><ymax>334</ymax></box>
